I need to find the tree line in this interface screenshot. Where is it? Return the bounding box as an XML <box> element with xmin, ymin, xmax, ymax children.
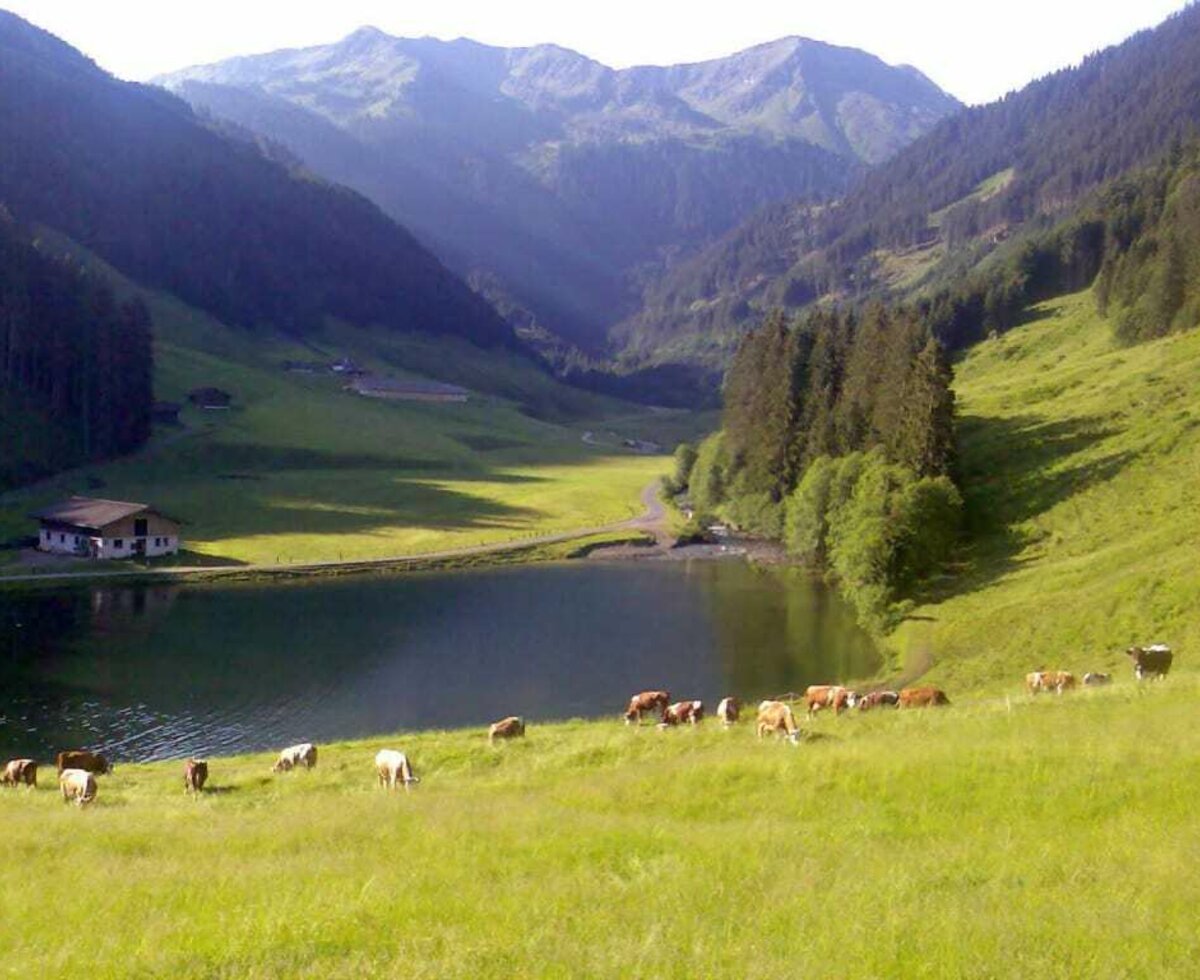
<box><xmin>677</xmin><ymin>304</ymin><xmax>959</xmax><ymax>626</ymax></box>
<box><xmin>0</xmin><ymin>213</ymin><xmax>152</xmax><ymax>489</ymax></box>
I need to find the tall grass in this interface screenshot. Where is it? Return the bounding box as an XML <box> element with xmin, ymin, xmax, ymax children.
<box><xmin>0</xmin><ymin>678</ymin><xmax>1195</xmax><ymax>977</ymax></box>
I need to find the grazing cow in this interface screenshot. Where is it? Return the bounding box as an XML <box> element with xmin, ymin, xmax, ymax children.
<box><xmin>624</xmin><ymin>691</ymin><xmax>670</xmax><ymax>725</ymax></box>
<box><xmin>1083</xmin><ymin>672</ymin><xmax>1112</xmax><ymax>686</ymax></box>
<box><xmin>183</xmin><ymin>759</ymin><xmax>208</xmax><ymax>794</ymax></box>
<box><xmin>1</xmin><ymin>759</ymin><xmax>37</xmax><ymax>788</ymax></box>
<box><xmin>272</xmin><ymin>742</ymin><xmax>318</xmax><ymax>772</ymax></box>
<box><xmin>756</xmin><ymin>700</ymin><xmax>800</xmax><ymax>744</ymax></box>
<box><xmin>1126</xmin><ymin>645</ymin><xmax>1173</xmax><ymax>680</ymax></box>
<box><xmin>804</xmin><ymin>685</ymin><xmax>849</xmax><ymax>718</ymax></box>
<box><xmin>659</xmin><ymin>700</ymin><xmax>704</xmax><ymax>727</ymax></box>
<box><xmin>375</xmin><ymin>749</ymin><xmax>419</xmax><ymax>791</ymax></box>
<box><xmin>488</xmin><ymin>716</ymin><xmax>526</xmax><ymax>741</ymax></box>
<box><xmin>898</xmin><ymin>686</ymin><xmax>951</xmax><ymax>708</ymax></box>
<box><xmin>55</xmin><ymin>750</ymin><xmax>112</xmax><ymax>775</ymax></box>
<box><xmin>1025</xmin><ymin>670</ymin><xmax>1076</xmax><ymax>695</ymax></box>
<box><xmin>59</xmin><ymin>768</ymin><xmax>97</xmax><ymax>807</ymax></box>
<box><xmin>856</xmin><ymin>691</ymin><xmax>900</xmax><ymax>712</ymax></box>
<box><xmin>716</xmin><ymin>697</ymin><xmax>741</xmax><ymax>726</ymax></box>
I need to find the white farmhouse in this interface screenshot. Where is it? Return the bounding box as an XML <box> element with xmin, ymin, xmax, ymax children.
<box><xmin>31</xmin><ymin>497</ymin><xmax>182</xmax><ymax>559</ymax></box>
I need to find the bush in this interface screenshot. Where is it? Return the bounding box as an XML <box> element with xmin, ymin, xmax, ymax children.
<box><xmin>689</xmin><ymin>432</ymin><xmax>729</xmax><ymax>516</ymax></box>
<box><xmin>787</xmin><ymin>450</ymin><xmax>962</xmax><ymax>628</ymax></box>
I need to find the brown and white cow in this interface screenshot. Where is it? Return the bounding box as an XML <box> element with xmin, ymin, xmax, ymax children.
<box><xmin>272</xmin><ymin>742</ymin><xmax>318</xmax><ymax>772</ymax></box>
<box><xmin>716</xmin><ymin>697</ymin><xmax>741</xmax><ymax>726</ymax></box>
<box><xmin>1082</xmin><ymin>672</ymin><xmax>1112</xmax><ymax>686</ymax></box>
<box><xmin>1126</xmin><ymin>645</ymin><xmax>1172</xmax><ymax>680</ymax></box>
<box><xmin>375</xmin><ymin>749</ymin><xmax>419</xmax><ymax>791</ymax></box>
<box><xmin>488</xmin><ymin>716</ymin><xmax>526</xmax><ymax>741</ymax></box>
<box><xmin>183</xmin><ymin>759</ymin><xmax>208</xmax><ymax>794</ymax></box>
<box><xmin>1</xmin><ymin>758</ymin><xmax>37</xmax><ymax>788</ymax></box>
<box><xmin>59</xmin><ymin>768</ymin><xmax>97</xmax><ymax>807</ymax></box>
<box><xmin>1025</xmin><ymin>670</ymin><xmax>1076</xmax><ymax>695</ymax></box>
<box><xmin>898</xmin><ymin>686</ymin><xmax>951</xmax><ymax>708</ymax></box>
<box><xmin>624</xmin><ymin>690</ymin><xmax>670</xmax><ymax>725</ymax></box>
<box><xmin>659</xmin><ymin>700</ymin><xmax>704</xmax><ymax>727</ymax></box>
<box><xmin>856</xmin><ymin>690</ymin><xmax>900</xmax><ymax>712</ymax></box>
<box><xmin>804</xmin><ymin>685</ymin><xmax>850</xmax><ymax>718</ymax></box>
<box><xmin>55</xmin><ymin>750</ymin><xmax>112</xmax><ymax>775</ymax></box>
<box><xmin>756</xmin><ymin>700</ymin><xmax>801</xmax><ymax>744</ymax></box>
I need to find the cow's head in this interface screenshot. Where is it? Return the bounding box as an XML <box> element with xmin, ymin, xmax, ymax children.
<box><xmin>272</xmin><ymin>758</ymin><xmax>292</xmax><ymax>773</ymax></box>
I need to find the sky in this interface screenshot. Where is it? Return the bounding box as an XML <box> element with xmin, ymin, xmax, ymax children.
<box><xmin>3</xmin><ymin>0</ymin><xmax>1192</xmax><ymax>105</ymax></box>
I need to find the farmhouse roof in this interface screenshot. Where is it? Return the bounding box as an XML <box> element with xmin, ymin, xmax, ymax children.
<box><xmin>30</xmin><ymin>496</ymin><xmax>177</xmax><ymax>530</ymax></box>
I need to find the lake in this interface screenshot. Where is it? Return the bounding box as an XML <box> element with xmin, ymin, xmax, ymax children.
<box><xmin>0</xmin><ymin>560</ymin><xmax>879</xmax><ymax>762</ymax></box>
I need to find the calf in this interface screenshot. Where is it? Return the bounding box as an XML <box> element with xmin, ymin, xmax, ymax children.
<box><xmin>716</xmin><ymin>696</ymin><xmax>740</xmax><ymax>726</ymax></box>
<box><xmin>756</xmin><ymin>700</ymin><xmax>800</xmax><ymax>744</ymax></box>
<box><xmin>1083</xmin><ymin>672</ymin><xmax>1112</xmax><ymax>686</ymax></box>
<box><xmin>856</xmin><ymin>691</ymin><xmax>900</xmax><ymax>712</ymax></box>
<box><xmin>272</xmin><ymin>742</ymin><xmax>318</xmax><ymax>772</ymax></box>
<box><xmin>898</xmin><ymin>686</ymin><xmax>950</xmax><ymax>708</ymax></box>
<box><xmin>59</xmin><ymin>768</ymin><xmax>97</xmax><ymax>807</ymax></box>
<box><xmin>624</xmin><ymin>690</ymin><xmax>670</xmax><ymax>725</ymax></box>
<box><xmin>804</xmin><ymin>685</ymin><xmax>849</xmax><ymax>718</ymax></box>
<box><xmin>488</xmin><ymin>716</ymin><xmax>526</xmax><ymax>741</ymax></box>
<box><xmin>1025</xmin><ymin>670</ymin><xmax>1076</xmax><ymax>695</ymax></box>
<box><xmin>183</xmin><ymin>759</ymin><xmax>208</xmax><ymax>794</ymax></box>
<box><xmin>55</xmin><ymin>750</ymin><xmax>112</xmax><ymax>775</ymax></box>
<box><xmin>1</xmin><ymin>758</ymin><xmax>37</xmax><ymax>788</ymax></box>
<box><xmin>375</xmin><ymin>749</ymin><xmax>419</xmax><ymax>791</ymax></box>
<box><xmin>659</xmin><ymin>700</ymin><xmax>704</xmax><ymax>727</ymax></box>
<box><xmin>1126</xmin><ymin>645</ymin><xmax>1172</xmax><ymax>680</ymax></box>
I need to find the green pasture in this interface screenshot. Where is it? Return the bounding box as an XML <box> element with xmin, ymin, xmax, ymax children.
<box><xmin>891</xmin><ymin>290</ymin><xmax>1200</xmax><ymax>690</ymax></box>
<box><xmin>1</xmin><ymin>676</ymin><xmax>1195</xmax><ymax>978</ymax></box>
<box><xmin>0</xmin><ymin>235</ymin><xmax>691</xmax><ymax>566</ymax></box>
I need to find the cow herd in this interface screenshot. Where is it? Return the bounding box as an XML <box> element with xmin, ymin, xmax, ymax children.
<box><xmin>620</xmin><ymin>683</ymin><xmax>953</xmax><ymax>743</ymax></box>
<box><xmin>1024</xmin><ymin>644</ymin><xmax>1173</xmax><ymax>696</ymax></box>
<box><xmin>0</xmin><ymin>643</ymin><xmax>1175</xmax><ymax>808</ymax></box>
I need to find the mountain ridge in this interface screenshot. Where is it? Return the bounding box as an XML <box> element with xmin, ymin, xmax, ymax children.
<box><xmin>157</xmin><ymin>29</ymin><xmax>960</xmax><ymax>354</ymax></box>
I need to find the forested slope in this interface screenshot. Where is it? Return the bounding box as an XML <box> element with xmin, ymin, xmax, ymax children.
<box><xmin>620</xmin><ymin>4</ymin><xmax>1200</xmax><ymax>366</ymax></box>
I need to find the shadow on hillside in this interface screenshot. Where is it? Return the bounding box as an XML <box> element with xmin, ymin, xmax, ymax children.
<box><xmin>185</xmin><ymin>479</ymin><xmax>548</xmax><ymax>558</ymax></box>
<box><xmin>918</xmin><ymin>412</ymin><xmax>1136</xmax><ymax>601</ymax></box>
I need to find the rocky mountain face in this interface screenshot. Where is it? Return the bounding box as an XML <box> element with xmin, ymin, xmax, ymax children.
<box><xmin>159</xmin><ymin>31</ymin><xmax>960</xmax><ymax>354</ymax></box>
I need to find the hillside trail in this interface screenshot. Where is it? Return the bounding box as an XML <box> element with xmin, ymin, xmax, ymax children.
<box><xmin>0</xmin><ymin>479</ymin><xmax>669</xmax><ymax>585</ymax></box>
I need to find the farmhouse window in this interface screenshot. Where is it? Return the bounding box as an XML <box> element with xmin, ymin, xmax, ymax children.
<box><xmin>59</xmin><ymin>533</ymin><xmax>65</xmax><ymax>543</ymax></box>
<box><xmin>114</xmin><ymin>539</ymin><xmax>124</xmax><ymax>549</ymax></box>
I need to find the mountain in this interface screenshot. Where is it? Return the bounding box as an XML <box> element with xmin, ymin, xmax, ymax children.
<box><xmin>157</xmin><ymin>32</ymin><xmax>960</xmax><ymax>353</ymax></box>
<box><xmin>0</xmin><ymin>11</ymin><xmax>514</xmax><ymax>352</ymax></box>
<box><xmin>617</xmin><ymin>5</ymin><xmax>1200</xmax><ymax>366</ymax></box>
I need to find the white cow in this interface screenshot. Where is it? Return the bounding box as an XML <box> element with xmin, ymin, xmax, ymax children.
<box><xmin>375</xmin><ymin>749</ymin><xmax>419</xmax><ymax>791</ymax></box>
<box><xmin>59</xmin><ymin>768</ymin><xmax>97</xmax><ymax>807</ymax></box>
<box><xmin>272</xmin><ymin>742</ymin><xmax>318</xmax><ymax>772</ymax></box>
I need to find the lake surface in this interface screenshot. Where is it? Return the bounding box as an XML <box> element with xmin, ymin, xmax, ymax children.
<box><xmin>0</xmin><ymin>560</ymin><xmax>879</xmax><ymax>762</ymax></box>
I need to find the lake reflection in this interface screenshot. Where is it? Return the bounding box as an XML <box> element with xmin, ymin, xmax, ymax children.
<box><xmin>0</xmin><ymin>561</ymin><xmax>879</xmax><ymax>761</ymax></box>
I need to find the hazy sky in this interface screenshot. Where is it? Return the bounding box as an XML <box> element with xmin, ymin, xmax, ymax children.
<box><xmin>4</xmin><ymin>1</ymin><xmax>1191</xmax><ymax>104</ymax></box>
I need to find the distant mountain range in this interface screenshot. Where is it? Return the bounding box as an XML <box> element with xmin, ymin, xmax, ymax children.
<box><xmin>0</xmin><ymin>10</ymin><xmax>513</xmax><ymax>352</ymax></box>
<box><xmin>158</xmin><ymin>31</ymin><xmax>960</xmax><ymax>354</ymax></box>
<box><xmin>614</xmin><ymin>5</ymin><xmax>1200</xmax><ymax>366</ymax></box>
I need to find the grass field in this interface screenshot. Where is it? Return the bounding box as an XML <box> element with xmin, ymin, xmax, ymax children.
<box><xmin>1</xmin><ymin>675</ymin><xmax>1195</xmax><ymax>977</ymax></box>
<box><xmin>890</xmin><ymin>290</ymin><xmax>1200</xmax><ymax>690</ymax></box>
<box><xmin>0</xmin><ymin>233</ymin><xmax>705</xmax><ymax>566</ymax></box>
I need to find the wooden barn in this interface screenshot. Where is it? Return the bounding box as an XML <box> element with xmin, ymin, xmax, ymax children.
<box><xmin>346</xmin><ymin>377</ymin><xmax>469</xmax><ymax>402</ymax></box>
<box><xmin>31</xmin><ymin>497</ymin><xmax>182</xmax><ymax>559</ymax></box>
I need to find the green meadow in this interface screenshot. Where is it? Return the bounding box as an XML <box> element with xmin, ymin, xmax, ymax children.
<box><xmin>890</xmin><ymin>290</ymin><xmax>1200</xmax><ymax>690</ymax></box>
<box><xmin>0</xmin><ymin>234</ymin><xmax>701</xmax><ymax>567</ymax></box>
<box><xmin>1</xmin><ymin>677</ymin><xmax>1195</xmax><ymax>978</ymax></box>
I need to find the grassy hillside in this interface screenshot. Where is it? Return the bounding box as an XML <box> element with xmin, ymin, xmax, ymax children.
<box><xmin>0</xmin><ymin>236</ymin><xmax>700</xmax><ymax>567</ymax></box>
<box><xmin>890</xmin><ymin>290</ymin><xmax>1200</xmax><ymax>689</ymax></box>
<box><xmin>0</xmin><ymin>676</ymin><xmax>1195</xmax><ymax>977</ymax></box>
